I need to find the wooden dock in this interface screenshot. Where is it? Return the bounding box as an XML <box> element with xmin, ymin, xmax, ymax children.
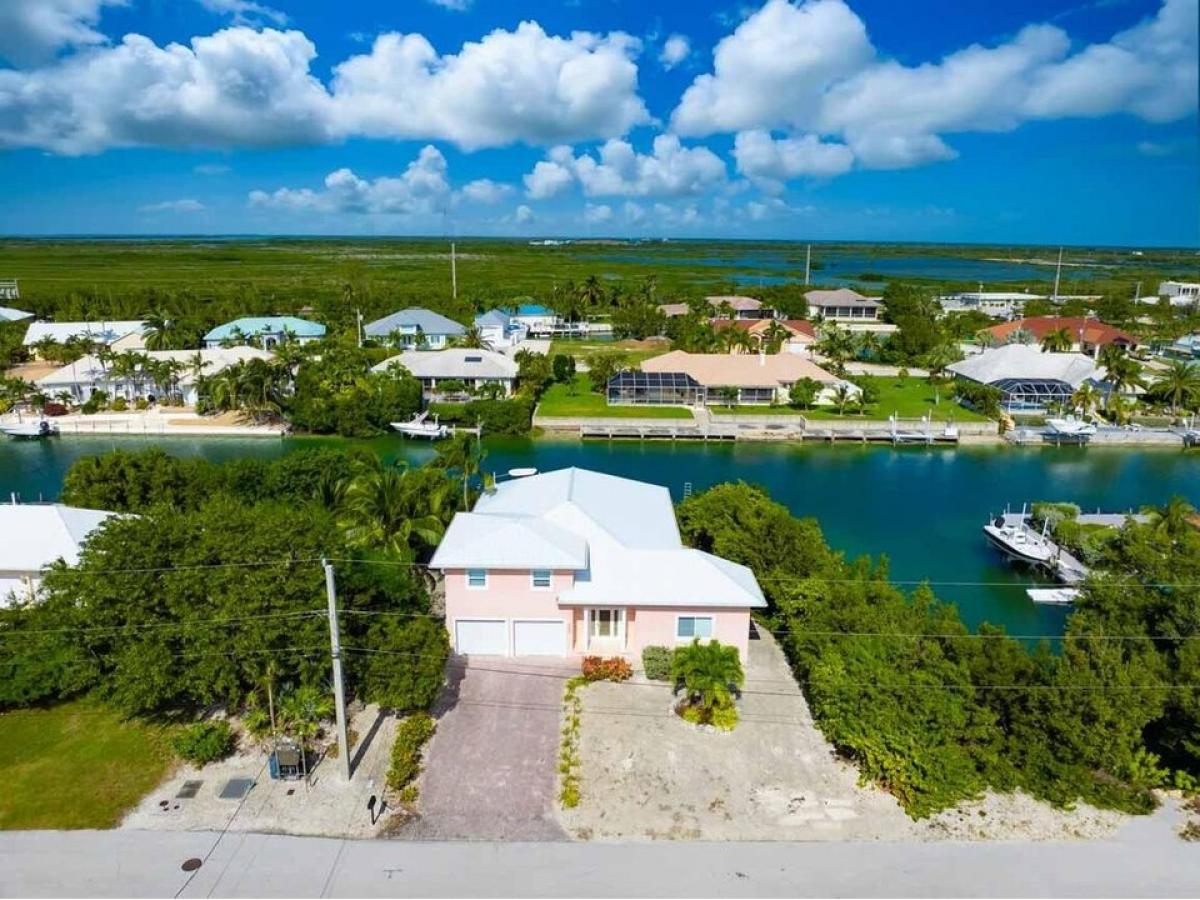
<box><xmin>579</xmin><ymin>424</ymin><xmax>738</xmax><ymax>441</ymax></box>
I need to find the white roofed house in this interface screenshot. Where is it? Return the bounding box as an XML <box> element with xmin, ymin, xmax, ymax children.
<box><xmin>36</xmin><ymin>346</ymin><xmax>275</xmax><ymax>407</ymax></box>
<box><xmin>23</xmin><ymin>320</ymin><xmax>148</xmax><ymax>355</ymax></box>
<box><xmin>947</xmin><ymin>344</ymin><xmax>1107</xmax><ymax>413</ymax></box>
<box><xmin>431</xmin><ymin>468</ymin><xmax>766</xmax><ymax>661</ymax></box>
<box><xmin>371</xmin><ymin>348</ymin><xmax>518</xmax><ymax>400</ymax></box>
<box><xmin>0</xmin><ymin>502</ymin><xmax>116</xmax><ymax>606</ymax></box>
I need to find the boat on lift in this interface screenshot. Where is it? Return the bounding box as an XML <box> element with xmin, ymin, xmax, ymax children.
<box><xmin>1</xmin><ymin>419</ymin><xmax>58</xmax><ymax>439</ymax></box>
<box><xmin>390</xmin><ymin>410</ymin><xmax>450</xmax><ymax>440</ymax></box>
<box><xmin>982</xmin><ymin>506</ymin><xmax>1057</xmax><ymax>567</ymax></box>
<box><xmin>1045</xmin><ymin>416</ymin><xmax>1097</xmax><ymax>440</ymax></box>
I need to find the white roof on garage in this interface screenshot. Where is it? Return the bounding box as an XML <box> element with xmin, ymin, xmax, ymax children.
<box><xmin>0</xmin><ymin>503</ymin><xmax>115</xmax><ymax>572</ymax></box>
<box><xmin>431</xmin><ymin>468</ymin><xmax>765</xmax><ymax>609</ymax></box>
<box><xmin>372</xmin><ymin>348</ymin><xmax>517</xmax><ymax>381</ymax></box>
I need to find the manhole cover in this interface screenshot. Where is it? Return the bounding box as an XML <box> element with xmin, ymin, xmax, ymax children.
<box><xmin>176</xmin><ymin>780</ymin><xmax>202</xmax><ymax>799</ymax></box>
<box><xmin>181</xmin><ymin>858</ymin><xmax>202</xmax><ymax>872</ymax></box>
<box><xmin>218</xmin><ymin>778</ymin><xmax>255</xmax><ymax>800</ymax></box>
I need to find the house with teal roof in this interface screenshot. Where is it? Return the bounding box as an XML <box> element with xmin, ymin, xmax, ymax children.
<box><xmin>203</xmin><ymin>316</ymin><xmax>325</xmax><ymax>350</ymax></box>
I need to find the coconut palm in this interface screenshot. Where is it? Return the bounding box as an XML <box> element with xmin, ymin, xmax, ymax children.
<box><xmin>577</xmin><ymin>275</ymin><xmax>605</xmax><ymax>313</ymax></box>
<box><xmin>339</xmin><ymin>463</ymin><xmax>449</xmax><ymax>557</ymax></box>
<box><xmin>1149</xmin><ymin>360</ymin><xmax>1200</xmax><ymax>414</ymax></box>
<box><xmin>1103</xmin><ymin>354</ymin><xmax>1145</xmax><ymax>412</ymax></box>
<box><xmin>1040</xmin><ymin>328</ymin><xmax>1073</xmax><ymax>353</ymax></box>
<box><xmin>435</xmin><ymin>432</ymin><xmax>488</xmax><ymax>510</ymax></box>
<box><xmin>457</xmin><ymin>325</ymin><xmax>490</xmax><ymax>350</ymax></box>
<box><xmin>815</xmin><ymin>325</ymin><xmax>856</xmax><ymax>372</ymax></box>
<box><xmin>761</xmin><ymin>320</ymin><xmax>792</xmax><ymax>354</ymax></box>
<box><xmin>142</xmin><ymin>310</ymin><xmax>174</xmax><ymax>351</ymax></box>
<box><xmin>832</xmin><ymin>381</ymin><xmax>857</xmax><ymax>415</ymax></box>
<box><xmin>1143</xmin><ymin>496</ymin><xmax>1195</xmax><ymax>541</ymax></box>
<box><xmin>1070</xmin><ymin>382</ymin><xmax>1100</xmax><ymax>417</ymax></box>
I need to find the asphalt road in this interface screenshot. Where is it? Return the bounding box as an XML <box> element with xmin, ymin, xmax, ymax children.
<box><xmin>2</xmin><ymin>806</ymin><xmax>1197</xmax><ymax>899</ymax></box>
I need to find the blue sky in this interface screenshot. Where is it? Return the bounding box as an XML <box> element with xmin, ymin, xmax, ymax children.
<box><xmin>0</xmin><ymin>0</ymin><xmax>1195</xmax><ymax>245</ymax></box>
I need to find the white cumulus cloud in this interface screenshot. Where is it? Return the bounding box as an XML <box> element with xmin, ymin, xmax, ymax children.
<box><xmin>659</xmin><ymin>34</ymin><xmax>690</xmax><ymax>69</ymax></box>
<box><xmin>514</xmin><ymin>204</ymin><xmax>535</xmax><ymax>224</ymax></box>
<box><xmin>733</xmin><ymin>130</ymin><xmax>853</xmax><ymax>188</ymax></box>
<box><xmin>584</xmin><ymin>203</ymin><xmax>613</xmax><ymax>224</ymax></box>
<box><xmin>460</xmin><ymin>178</ymin><xmax>514</xmax><ymax>204</ymax></box>
<box><xmin>196</xmin><ymin>0</ymin><xmax>287</xmax><ymax>27</ymax></box>
<box><xmin>328</xmin><ymin>22</ymin><xmax>650</xmax><ymax>149</ymax></box>
<box><xmin>524</xmin><ymin>135</ymin><xmax>727</xmax><ymax>199</ymax></box>
<box><xmin>0</xmin><ymin>0</ymin><xmax>127</xmax><ymax>67</ymax></box>
<box><xmin>248</xmin><ymin>145</ymin><xmax>451</xmax><ymax>215</ymax></box>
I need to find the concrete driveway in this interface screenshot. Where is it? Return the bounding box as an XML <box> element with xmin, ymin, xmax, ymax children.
<box><xmin>396</xmin><ymin>656</ymin><xmax>570</xmax><ymax>841</ymax></box>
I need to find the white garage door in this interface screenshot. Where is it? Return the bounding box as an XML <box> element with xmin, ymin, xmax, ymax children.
<box><xmin>513</xmin><ymin>620</ymin><xmax>567</xmax><ymax>656</ymax></box>
<box><xmin>455</xmin><ymin>619</ymin><xmax>508</xmax><ymax>655</ymax></box>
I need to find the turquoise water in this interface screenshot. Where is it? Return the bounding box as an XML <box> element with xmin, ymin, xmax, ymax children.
<box><xmin>598</xmin><ymin>249</ymin><xmax>1105</xmax><ymax>287</ymax></box>
<box><xmin>3</xmin><ymin>435</ymin><xmax>1195</xmax><ymax>636</ymax></box>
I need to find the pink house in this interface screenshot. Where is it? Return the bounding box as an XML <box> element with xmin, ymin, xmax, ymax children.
<box><xmin>431</xmin><ymin>468</ymin><xmax>766</xmax><ymax>662</ymax></box>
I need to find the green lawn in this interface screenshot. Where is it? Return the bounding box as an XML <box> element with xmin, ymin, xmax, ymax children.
<box><xmin>712</xmin><ymin>376</ymin><xmax>990</xmax><ymax>422</ymax></box>
<box><xmin>548</xmin><ymin>340</ymin><xmax>669</xmax><ymax>369</ymax></box>
<box><xmin>538</xmin><ymin>376</ymin><xmax>693</xmax><ymax>419</ymax></box>
<box><xmin>0</xmin><ymin>701</ymin><xmax>176</xmax><ymax>830</ymax></box>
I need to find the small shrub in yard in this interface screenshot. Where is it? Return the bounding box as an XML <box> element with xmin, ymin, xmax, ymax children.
<box><xmin>580</xmin><ymin>656</ymin><xmax>632</xmax><ymax>683</ymax></box>
<box><xmin>386</xmin><ymin>712</ymin><xmax>436</xmax><ymax>792</ymax></box>
<box><xmin>172</xmin><ymin>720</ymin><xmax>237</xmax><ymax>765</ymax></box>
<box><xmin>559</xmin><ymin>676</ymin><xmax>585</xmax><ymax>808</ymax></box>
<box><xmin>641</xmin><ymin>646</ymin><xmax>672</xmax><ymax>681</ymax></box>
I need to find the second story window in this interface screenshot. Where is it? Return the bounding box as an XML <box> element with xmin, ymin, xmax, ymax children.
<box><xmin>531</xmin><ymin>569</ymin><xmax>552</xmax><ymax>589</ymax></box>
<box><xmin>467</xmin><ymin>569</ymin><xmax>487</xmax><ymax>589</ymax></box>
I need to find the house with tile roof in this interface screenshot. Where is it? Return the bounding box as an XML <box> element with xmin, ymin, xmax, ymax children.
<box><xmin>980</xmin><ymin>316</ymin><xmax>1139</xmax><ymax>356</ymax></box>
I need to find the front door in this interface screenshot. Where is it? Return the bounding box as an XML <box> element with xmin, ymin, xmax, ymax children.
<box><xmin>587</xmin><ymin>609</ymin><xmax>625</xmax><ymax>651</ymax></box>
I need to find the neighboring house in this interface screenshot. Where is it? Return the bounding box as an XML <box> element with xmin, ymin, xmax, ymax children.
<box><xmin>0</xmin><ymin>503</ymin><xmax>116</xmax><ymax>606</ymax></box>
<box><xmin>372</xmin><ymin>348</ymin><xmax>518</xmax><ymax>398</ymax></box>
<box><xmin>657</xmin><ymin>297</ymin><xmax>771</xmax><ymax>321</ymax></box>
<box><xmin>23</xmin><ymin>321</ymin><xmax>147</xmax><ymax>354</ymax></box>
<box><xmin>938</xmin><ymin>291</ymin><xmax>1040</xmax><ymax>318</ymax></box>
<box><xmin>981</xmin><ymin>316</ymin><xmax>1138</xmax><ymax>356</ymax></box>
<box><xmin>713</xmin><ymin>319</ymin><xmax>816</xmax><ymax>354</ymax></box>
<box><xmin>632</xmin><ymin>350</ymin><xmax>857</xmax><ymax>406</ymax></box>
<box><xmin>473</xmin><ymin>309</ymin><xmax>527</xmax><ymax>348</ymax></box>
<box><xmin>1164</xmin><ymin>334</ymin><xmax>1200</xmax><ymax>360</ymax></box>
<box><xmin>203</xmin><ymin>316</ymin><xmax>325</xmax><ymax>349</ymax></box>
<box><xmin>805</xmin><ymin>288</ymin><xmax>883</xmax><ymax>323</ymax></box>
<box><xmin>431</xmin><ymin>467</ymin><xmax>766</xmax><ymax>660</ymax></box>
<box><xmin>36</xmin><ymin>346</ymin><xmax>274</xmax><ymax>406</ymax></box>
<box><xmin>0</xmin><ymin>279</ymin><xmax>19</xmax><ymax>302</ymax></box>
<box><xmin>364</xmin><ymin>308</ymin><xmax>466</xmax><ymax>349</ymax></box>
<box><xmin>1158</xmin><ymin>281</ymin><xmax>1200</xmax><ymax>304</ymax></box>
<box><xmin>0</xmin><ymin>305</ymin><xmax>33</xmax><ymax>323</ymax></box>
<box><xmin>947</xmin><ymin>344</ymin><xmax>1104</xmax><ymax>413</ymax></box>
<box><xmin>508</xmin><ymin>304</ymin><xmax>558</xmax><ymax>332</ymax></box>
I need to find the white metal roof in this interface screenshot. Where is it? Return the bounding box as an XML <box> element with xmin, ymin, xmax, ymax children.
<box><xmin>431</xmin><ymin>468</ymin><xmax>765</xmax><ymax>609</ymax></box>
<box><xmin>0</xmin><ymin>306</ymin><xmax>33</xmax><ymax>322</ymax></box>
<box><xmin>0</xmin><ymin>504</ymin><xmax>116</xmax><ymax>572</ymax></box>
<box><xmin>372</xmin><ymin>348</ymin><xmax>518</xmax><ymax>381</ymax></box>
<box><xmin>948</xmin><ymin>344</ymin><xmax>1101</xmax><ymax>387</ymax></box>
<box><xmin>23</xmin><ymin>321</ymin><xmax>146</xmax><ymax>346</ymax></box>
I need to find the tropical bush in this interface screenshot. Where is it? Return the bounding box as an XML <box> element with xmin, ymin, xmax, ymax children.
<box><xmin>432</xmin><ymin>396</ymin><xmax>533</xmax><ymax>435</ymax></box>
<box><xmin>172</xmin><ymin>720</ymin><xmax>237</xmax><ymax>765</ymax></box>
<box><xmin>386</xmin><ymin>712</ymin><xmax>436</xmax><ymax>792</ymax></box>
<box><xmin>670</xmin><ymin>639</ymin><xmax>744</xmax><ymax>730</ymax></box>
<box><xmin>580</xmin><ymin>656</ymin><xmax>632</xmax><ymax>683</ymax></box>
<box><xmin>641</xmin><ymin>646</ymin><xmax>672</xmax><ymax>681</ymax></box>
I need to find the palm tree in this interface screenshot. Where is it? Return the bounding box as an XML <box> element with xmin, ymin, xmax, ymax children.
<box><xmin>1149</xmin><ymin>360</ymin><xmax>1200</xmax><ymax>414</ymax></box>
<box><xmin>670</xmin><ymin>639</ymin><xmax>744</xmax><ymax>721</ymax></box>
<box><xmin>142</xmin><ymin>310</ymin><xmax>173</xmax><ymax>351</ymax></box>
<box><xmin>577</xmin><ymin>275</ymin><xmax>604</xmax><ymax>313</ymax></box>
<box><xmin>1103</xmin><ymin>354</ymin><xmax>1145</xmax><ymax>413</ymax></box>
<box><xmin>815</xmin><ymin>325</ymin><xmax>856</xmax><ymax>373</ymax></box>
<box><xmin>339</xmin><ymin>463</ymin><xmax>448</xmax><ymax>557</ymax></box>
<box><xmin>1070</xmin><ymin>382</ymin><xmax>1100</xmax><ymax>417</ymax></box>
<box><xmin>832</xmin><ymin>382</ymin><xmax>856</xmax><ymax>415</ymax></box>
<box><xmin>761</xmin><ymin>321</ymin><xmax>791</xmax><ymax>354</ymax></box>
<box><xmin>1143</xmin><ymin>496</ymin><xmax>1195</xmax><ymax>541</ymax></box>
<box><xmin>33</xmin><ymin>336</ymin><xmax>62</xmax><ymax>362</ymax></box>
<box><xmin>1040</xmin><ymin>328</ymin><xmax>1073</xmax><ymax>353</ymax></box>
<box><xmin>435</xmin><ymin>432</ymin><xmax>487</xmax><ymax>510</ymax></box>
<box><xmin>457</xmin><ymin>325</ymin><xmax>490</xmax><ymax>350</ymax></box>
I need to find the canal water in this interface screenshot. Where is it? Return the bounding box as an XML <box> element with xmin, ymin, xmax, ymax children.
<box><xmin>2</xmin><ymin>435</ymin><xmax>1195</xmax><ymax>637</ymax></box>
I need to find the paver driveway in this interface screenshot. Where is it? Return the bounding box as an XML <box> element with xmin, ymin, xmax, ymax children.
<box><xmin>397</xmin><ymin>656</ymin><xmax>570</xmax><ymax>840</ymax></box>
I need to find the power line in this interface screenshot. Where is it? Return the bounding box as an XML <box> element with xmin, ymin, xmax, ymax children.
<box><xmin>0</xmin><ymin>609</ymin><xmax>324</xmax><ymax>638</ymax></box>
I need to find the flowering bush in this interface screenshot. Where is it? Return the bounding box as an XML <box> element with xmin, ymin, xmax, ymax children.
<box><xmin>580</xmin><ymin>655</ymin><xmax>632</xmax><ymax>683</ymax></box>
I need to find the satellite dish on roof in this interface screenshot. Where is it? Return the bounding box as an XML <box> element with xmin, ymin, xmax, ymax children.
<box><xmin>508</xmin><ymin>468</ymin><xmax>538</xmax><ymax>479</ymax></box>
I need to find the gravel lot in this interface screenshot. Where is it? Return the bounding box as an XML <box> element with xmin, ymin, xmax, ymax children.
<box><xmin>559</xmin><ymin>630</ymin><xmax>1125</xmax><ymax>841</ymax></box>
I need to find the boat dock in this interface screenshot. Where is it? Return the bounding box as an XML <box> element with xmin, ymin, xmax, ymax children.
<box><xmin>983</xmin><ymin>508</ymin><xmax>1091</xmax><ymax>586</ymax></box>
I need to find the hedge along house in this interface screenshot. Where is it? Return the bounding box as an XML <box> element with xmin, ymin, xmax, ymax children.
<box><xmin>203</xmin><ymin>316</ymin><xmax>325</xmax><ymax>350</ymax></box>
<box><xmin>633</xmin><ymin>350</ymin><xmax>858</xmax><ymax>406</ymax></box>
<box><xmin>371</xmin><ymin>348</ymin><xmax>518</xmax><ymax>399</ymax></box>
<box><xmin>431</xmin><ymin>468</ymin><xmax>765</xmax><ymax>660</ymax></box>
<box><xmin>364</xmin><ymin>308</ymin><xmax>466</xmax><ymax>350</ymax></box>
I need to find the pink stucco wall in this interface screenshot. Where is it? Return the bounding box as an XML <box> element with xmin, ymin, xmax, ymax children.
<box><xmin>443</xmin><ymin>567</ymin><xmax>752</xmax><ymax>664</ymax></box>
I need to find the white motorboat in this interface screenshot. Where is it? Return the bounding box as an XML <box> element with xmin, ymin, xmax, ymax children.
<box><xmin>1026</xmin><ymin>587</ymin><xmax>1080</xmax><ymax>605</ymax></box>
<box><xmin>1045</xmin><ymin>416</ymin><xmax>1097</xmax><ymax>439</ymax></box>
<box><xmin>390</xmin><ymin>411</ymin><xmax>449</xmax><ymax>439</ymax></box>
<box><xmin>982</xmin><ymin>511</ymin><xmax>1057</xmax><ymax>566</ymax></box>
<box><xmin>1</xmin><ymin>419</ymin><xmax>58</xmax><ymax>439</ymax></box>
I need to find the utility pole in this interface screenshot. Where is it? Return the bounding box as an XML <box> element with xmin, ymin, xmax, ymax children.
<box><xmin>322</xmin><ymin>559</ymin><xmax>351</xmax><ymax>781</ymax></box>
<box><xmin>804</xmin><ymin>244</ymin><xmax>811</xmax><ymax>285</ymax></box>
<box><xmin>1052</xmin><ymin>246</ymin><xmax>1063</xmax><ymax>304</ymax></box>
<box><xmin>450</xmin><ymin>241</ymin><xmax>458</xmax><ymax>300</ymax></box>
<box><xmin>356</xmin><ymin>309</ymin><xmax>363</xmax><ymax>349</ymax></box>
